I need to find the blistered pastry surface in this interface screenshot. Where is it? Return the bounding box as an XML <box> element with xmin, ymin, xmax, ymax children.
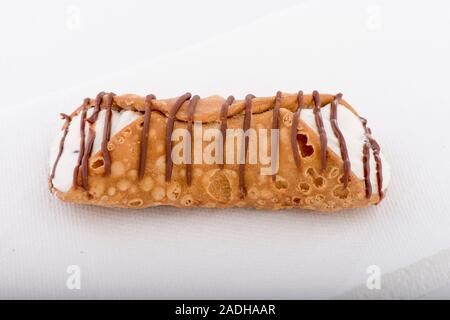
<box><xmin>51</xmin><ymin>94</ymin><xmax>385</xmax><ymax>212</ymax></box>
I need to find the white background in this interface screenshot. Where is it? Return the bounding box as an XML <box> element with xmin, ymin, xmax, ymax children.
<box><xmin>1</xmin><ymin>0</ymin><xmax>450</xmax><ymax>299</ymax></box>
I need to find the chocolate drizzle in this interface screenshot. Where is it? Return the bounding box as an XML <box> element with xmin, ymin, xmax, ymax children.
<box><xmin>165</xmin><ymin>93</ymin><xmax>192</xmax><ymax>183</ymax></box>
<box><xmin>50</xmin><ymin>113</ymin><xmax>71</xmax><ymax>185</ymax></box>
<box><xmin>239</xmin><ymin>94</ymin><xmax>255</xmax><ymax>198</ymax></box>
<box><xmin>138</xmin><ymin>94</ymin><xmax>156</xmax><ymax>179</ymax></box>
<box><xmin>81</xmin><ymin>126</ymin><xmax>96</xmax><ymax>190</ymax></box>
<box><xmin>271</xmin><ymin>91</ymin><xmax>282</xmax><ymax>181</ymax></box>
<box><xmin>87</xmin><ymin>91</ymin><xmax>105</xmax><ymax>123</ymax></box>
<box><xmin>186</xmin><ymin>95</ymin><xmax>200</xmax><ymax>186</ymax></box>
<box><xmin>72</xmin><ymin>98</ymin><xmax>90</xmax><ymax>187</ymax></box>
<box><xmin>360</xmin><ymin>117</ymin><xmax>384</xmax><ymax>200</ymax></box>
<box><xmin>362</xmin><ymin>142</ymin><xmax>372</xmax><ymax>198</ymax></box>
<box><xmin>76</xmin><ymin>92</ymin><xmax>108</xmax><ymax>190</ymax></box>
<box><xmin>312</xmin><ymin>90</ymin><xmax>327</xmax><ymax>173</ymax></box>
<box><xmin>330</xmin><ymin>93</ymin><xmax>351</xmax><ymax>188</ymax></box>
<box><xmin>101</xmin><ymin>93</ymin><xmax>115</xmax><ymax>176</ymax></box>
<box><xmin>219</xmin><ymin>96</ymin><xmax>235</xmax><ymax>169</ymax></box>
<box><xmin>290</xmin><ymin>91</ymin><xmax>304</xmax><ymax>168</ymax></box>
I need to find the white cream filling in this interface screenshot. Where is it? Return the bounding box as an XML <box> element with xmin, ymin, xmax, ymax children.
<box><xmin>299</xmin><ymin>102</ymin><xmax>390</xmax><ymax>194</ymax></box>
<box><xmin>49</xmin><ymin>109</ymin><xmax>141</xmax><ymax>192</ymax></box>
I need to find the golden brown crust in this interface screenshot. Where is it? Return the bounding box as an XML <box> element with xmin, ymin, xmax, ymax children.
<box><xmin>50</xmin><ymin>92</ymin><xmax>381</xmax><ymax>212</ymax></box>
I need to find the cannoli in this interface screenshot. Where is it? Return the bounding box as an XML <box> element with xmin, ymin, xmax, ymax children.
<box><xmin>48</xmin><ymin>90</ymin><xmax>390</xmax><ymax>212</ymax></box>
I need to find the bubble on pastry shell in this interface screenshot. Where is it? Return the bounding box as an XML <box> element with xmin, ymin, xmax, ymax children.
<box><xmin>127</xmin><ymin>198</ymin><xmax>143</xmax><ymax>207</ymax></box>
<box><xmin>139</xmin><ymin>176</ymin><xmax>154</xmax><ymax>192</ymax></box>
<box><xmin>284</xmin><ymin>196</ymin><xmax>292</xmax><ymax>205</ymax></box>
<box><xmin>206</xmin><ymin>170</ymin><xmax>231</xmax><ymax>203</ymax></box>
<box><xmin>127</xmin><ymin>198</ymin><xmax>142</xmax><ymax>207</ymax></box>
<box><xmin>292</xmin><ymin>196</ymin><xmax>301</xmax><ymax>205</ymax></box>
<box><xmin>117</xmin><ymin>179</ymin><xmax>131</xmax><ymax>191</ymax></box>
<box><xmin>122</xmin><ymin>127</ymin><xmax>132</xmax><ymax>137</ymax></box>
<box><xmin>167</xmin><ymin>182</ymin><xmax>182</xmax><ymax>201</ymax></box>
<box><xmin>89</xmin><ymin>182</ymin><xmax>105</xmax><ymax>197</ymax></box>
<box><xmin>333</xmin><ymin>185</ymin><xmax>350</xmax><ymax>199</ymax></box>
<box><xmin>155</xmin><ymin>156</ymin><xmax>166</xmax><ymax>173</ymax></box>
<box><xmin>90</xmin><ymin>156</ymin><xmax>105</xmax><ymax>174</ymax></box>
<box><xmin>247</xmin><ymin>187</ymin><xmax>260</xmax><ymax>200</ymax></box>
<box><xmin>111</xmin><ymin>161</ymin><xmax>125</xmax><ymax>177</ymax></box>
<box><xmin>151</xmin><ymin>186</ymin><xmax>165</xmax><ymax>200</ymax></box>
<box><xmin>271</xmin><ymin>197</ymin><xmax>279</xmax><ymax>204</ymax></box>
<box><xmin>313</xmin><ymin>176</ymin><xmax>325</xmax><ymax>189</ymax></box>
<box><xmin>107</xmin><ymin>141</ymin><xmax>115</xmax><ymax>151</ymax></box>
<box><xmin>328</xmin><ymin>166</ymin><xmax>340</xmax><ymax>179</ymax></box>
<box><xmin>297</xmin><ymin>182</ymin><xmax>311</xmax><ymax>195</ymax></box>
<box><xmin>305</xmin><ymin>167</ymin><xmax>316</xmax><ymax>179</ymax></box>
<box><xmin>180</xmin><ymin>194</ymin><xmax>194</xmax><ymax>207</ymax></box>
<box><xmin>127</xmin><ymin>169</ymin><xmax>138</xmax><ymax>181</ymax></box>
<box><xmin>117</xmin><ymin>136</ymin><xmax>125</xmax><ymax>144</ymax></box>
<box><xmin>282</xmin><ymin>113</ymin><xmax>293</xmax><ymax>127</ymax></box>
<box><xmin>325</xmin><ymin>201</ymin><xmax>336</xmax><ymax>210</ymax></box>
<box><xmin>257</xmin><ymin>199</ymin><xmax>266</xmax><ymax>206</ymax></box>
<box><xmin>107</xmin><ymin>186</ymin><xmax>116</xmax><ymax>196</ymax></box>
<box><xmin>304</xmin><ymin>196</ymin><xmax>313</xmax><ymax>205</ymax></box>
<box><xmin>315</xmin><ymin>194</ymin><xmax>325</xmax><ymax>202</ymax></box>
<box><xmin>274</xmin><ymin>176</ymin><xmax>288</xmax><ymax>191</ymax></box>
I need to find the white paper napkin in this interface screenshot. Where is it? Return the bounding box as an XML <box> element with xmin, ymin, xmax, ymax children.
<box><xmin>1</xmin><ymin>0</ymin><xmax>449</xmax><ymax>299</ymax></box>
